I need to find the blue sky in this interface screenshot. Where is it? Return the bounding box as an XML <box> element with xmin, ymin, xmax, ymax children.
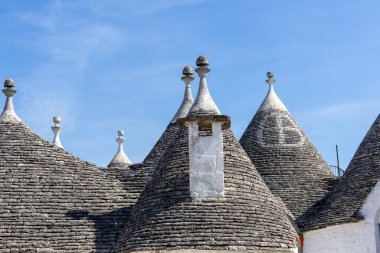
<box><xmin>0</xmin><ymin>0</ymin><xmax>379</xmax><ymax>168</ymax></box>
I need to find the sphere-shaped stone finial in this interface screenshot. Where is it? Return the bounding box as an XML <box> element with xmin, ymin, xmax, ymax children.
<box><xmin>265</xmin><ymin>71</ymin><xmax>275</xmax><ymax>86</ymax></box>
<box><xmin>53</xmin><ymin>116</ymin><xmax>61</xmax><ymax>124</ymax></box>
<box><xmin>4</xmin><ymin>78</ymin><xmax>15</xmax><ymax>88</ymax></box>
<box><xmin>183</xmin><ymin>66</ymin><xmax>193</xmax><ymax>76</ymax></box>
<box><xmin>196</xmin><ymin>55</ymin><xmax>209</xmax><ymax>67</ymax></box>
<box><xmin>118</xmin><ymin>130</ymin><xmax>124</xmax><ymax>137</ymax></box>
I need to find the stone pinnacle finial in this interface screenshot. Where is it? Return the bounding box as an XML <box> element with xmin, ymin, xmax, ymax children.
<box><xmin>4</xmin><ymin>78</ymin><xmax>15</xmax><ymax>88</ymax></box>
<box><xmin>51</xmin><ymin>116</ymin><xmax>63</xmax><ymax>149</ymax></box>
<box><xmin>183</xmin><ymin>65</ymin><xmax>193</xmax><ymax>76</ymax></box>
<box><xmin>0</xmin><ymin>77</ymin><xmax>21</xmax><ymax>123</ymax></box>
<box><xmin>108</xmin><ymin>129</ymin><xmax>132</xmax><ymax>167</ymax></box>
<box><xmin>171</xmin><ymin>66</ymin><xmax>195</xmax><ymax>123</ymax></box>
<box><xmin>257</xmin><ymin>71</ymin><xmax>287</xmax><ymax>112</ymax></box>
<box><xmin>181</xmin><ymin>66</ymin><xmax>195</xmax><ymax>84</ymax></box>
<box><xmin>196</xmin><ymin>54</ymin><xmax>209</xmax><ymax>67</ymax></box>
<box><xmin>265</xmin><ymin>71</ymin><xmax>275</xmax><ymax>86</ymax></box>
<box><xmin>188</xmin><ymin>55</ymin><xmax>220</xmax><ymax>116</ymax></box>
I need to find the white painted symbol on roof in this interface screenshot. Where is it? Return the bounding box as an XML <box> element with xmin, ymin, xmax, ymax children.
<box><xmin>255</xmin><ymin>111</ymin><xmax>305</xmax><ymax>148</ymax></box>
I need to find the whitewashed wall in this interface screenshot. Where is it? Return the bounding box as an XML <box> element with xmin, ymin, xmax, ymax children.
<box><xmin>304</xmin><ymin>181</ymin><xmax>380</xmax><ymax>253</ymax></box>
<box><xmin>189</xmin><ymin>122</ymin><xmax>224</xmax><ymax>199</ymax></box>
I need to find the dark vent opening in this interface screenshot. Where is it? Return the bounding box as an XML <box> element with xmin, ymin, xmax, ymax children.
<box><xmin>198</xmin><ymin>121</ymin><xmax>213</xmax><ymax>136</ymax></box>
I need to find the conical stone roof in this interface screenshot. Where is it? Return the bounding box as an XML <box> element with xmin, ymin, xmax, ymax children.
<box><xmin>0</xmin><ymin>121</ymin><xmax>133</xmax><ymax>252</ymax></box>
<box><xmin>0</xmin><ymin>79</ymin><xmax>135</xmax><ymax>252</ymax></box>
<box><xmin>239</xmin><ymin>72</ymin><xmax>336</xmax><ymax>229</ymax></box>
<box><xmin>303</xmin><ymin>113</ymin><xmax>380</xmax><ymax>231</ymax></box>
<box><xmin>113</xmin><ymin>58</ymin><xmax>297</xmax><ymax>252</ymax></box>
<box><xmin>113</xmin><ymin>127</ymin><xmax>298</xmax><ymax>252</ymax></box>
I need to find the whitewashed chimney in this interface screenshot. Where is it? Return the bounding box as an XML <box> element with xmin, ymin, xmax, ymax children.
<box><xmin>178</xmin><ymin>55</ymin><xmax>230</xmax><ymax>200</ymax></box>
<box><xmin>0</xmin><ymin>78</ymin><xmax>22</xmax><ymax>123</ymax></box>
<box><xmin>51</xmin><ymin>116</ymin><xmax>63</xmax><ymax>149</ymax></box>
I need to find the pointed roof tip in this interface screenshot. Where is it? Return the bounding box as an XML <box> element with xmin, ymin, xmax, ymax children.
<box><xmin>108</xmin><ymin>130</ymin><xmax>132</xmax><ymax>167</ymax></box>
<box><xmin>257</xmin><ymin>71</ymin><xmax>287</xmax><ymax>113</ymax></box>
<box><xmin>51</xmin><ymin>116</ymin><xmax>63</xmax><ymax>149</ymax></box>
<box><xmin>188</xmin><ymin>55</ymin><xmax>221</xmax><ymax>116</ymax></box>
<box><xmin>0</xmin><ymin>77</ymin><xmax>22</xmax><ymax>123</ymax></box>
<box><xmin>170</xmin><ymin>66</ymin><xmax>195</xmax><ymax>123</ymax></box>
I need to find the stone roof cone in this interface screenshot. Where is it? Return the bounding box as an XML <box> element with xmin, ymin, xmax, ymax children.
<box><xmin>108</xmin><ymin>130</ymin><xmax>132</xmax><ymax>167</ymax></box>
<box><xmin>0</xmin><ymin>84</ymin><xmax>132</xmax><ymax>251</ymax></box>
<box><xmin>240</xmin><ymin>71</ymin><xmax>336</xmax><ymax>230</ymax></box>
<box><xmin>0</xmin><ymin>78</ymin><xmax>22</xmax><ymax>123</ymax></box>
<box><xmin>113</xmin><ymin>57</ymin><xmax>298</xmax><ymax>253</ymax></box>
<box><xmin>51</xmin><ymin>116</ymin><xmax>63</xmax><ymax>149</ymax></box>
<box><xmin>304</xmin><ymin>113</ymin><xmax>380</xmax><ymax>231</ymax></box>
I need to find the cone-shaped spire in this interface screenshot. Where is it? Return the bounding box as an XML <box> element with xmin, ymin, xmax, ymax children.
<box><xmin>0</xmin><ymin>78</ymin><xmax>22</xmax><ymax>123</ymax></box>
<box><xmin>51</xmin><ymin>116</ymin><xmax>63</xmax><ymax>149</ymax></box>
<box><xmin>170</xmin><ymin>66</ymin><xmax>194</xmax><ymax>123</ymax></box>
<box><xmin>240</xmin><ymin>71</ymin><xmax>335</xmax><ymax>229</ymax></box>
<box><xmin>143</xmin><ymin>66</ymin><xmax>195</xmax><ymax>167</ymax></box>
<box><xmin>108</xmin><ymin>130</ymin><xmax>132</xmax><ymax>167</ymax></box>
<box><xmin>257</xmin><ymin>71</ymin><xmax>287</xmax><ymax>112</ymax></box>
<box><xmin>188</xmin><ymin>55</ymin><xmax>221</xmax><ymax>116</ymax></box>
